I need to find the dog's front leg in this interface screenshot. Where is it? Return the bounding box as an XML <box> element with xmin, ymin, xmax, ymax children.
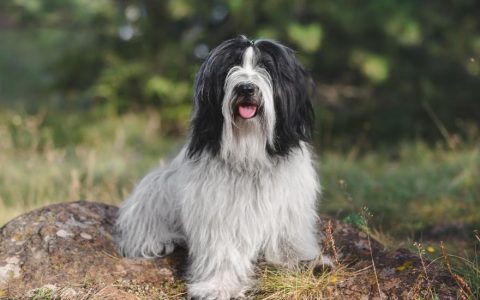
<box><xmin>264</xmin><ymin>211</ymin><xmax>333</xmax><ymax>269</ymax></box>
<box><xmin>185</xmin><ymin>229</ymin><xmax>256</xmax><ymax>299</ymax></box>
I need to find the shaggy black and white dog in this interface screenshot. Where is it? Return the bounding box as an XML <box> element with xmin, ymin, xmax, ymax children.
<box><xmin>116</xmin><ymin>36</ymin><xmax>331</xmax><ymax>299</ymax></box>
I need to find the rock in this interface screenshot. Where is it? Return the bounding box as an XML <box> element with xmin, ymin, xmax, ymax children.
<box><xmin>92</xmin><ymin>286</ymin><xmax>139</xmax><ymax>300</ymax></box>
<box><xmin>0</xmin><ymin>201</ymin><xmax>186</xmax><ymax>299</ymax></box>
<box><xmin>0</xmin><ymin>201</ymin><xmax>457</xmax><ymax>299</ymax></box>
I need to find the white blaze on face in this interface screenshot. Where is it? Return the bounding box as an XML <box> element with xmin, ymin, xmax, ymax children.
<box><xmin>237</xmin><ymin>47</ymin><xmax>259</xmax><ymax>119</ymax></box>
<box><xmin>243</xmin><ymin>47</ymin><xmax>255</xmax><ymax>71</ymax></box>
<box><xmin>221</xmin><ymin>46</ymin><xmax>276</xmax><ymax>168</ymax></box>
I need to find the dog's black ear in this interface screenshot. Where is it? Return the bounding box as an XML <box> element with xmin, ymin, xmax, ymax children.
<box><xmin>187</xmin><ymin>61</ymin><xmax>224</xmax><ymax>158</ymax></box>
<box><xmin>187</xmin><ymin>37</ymin><xmax>251</xmax><ymax>158</ymax></box>
<box><xmin>256</xmin><ymin>41</ymin><xmax>315</xmax><ymax>156</ymax></box>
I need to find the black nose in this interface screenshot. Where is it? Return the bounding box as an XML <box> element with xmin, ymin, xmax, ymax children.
<box><xmin>237</xmin><ymin>83</ymin><xmax>255</xmax><ymax>96</ymax></box>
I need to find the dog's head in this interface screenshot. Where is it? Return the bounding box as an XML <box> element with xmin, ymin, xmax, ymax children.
<box><xmin>188</xmin><ymin>36</ymin><xmax>314</xmax><ymax>165</ymax></box>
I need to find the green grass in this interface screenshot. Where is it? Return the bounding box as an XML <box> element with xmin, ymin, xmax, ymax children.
<box><xmin>321</xmin><ymin>142</ymin><xmax>480</xmax><ymax>237</ymax></box>
<box><xmin>0</xmin><ymin>108</ymin><xmax>479</xmax><ymax>297</ymax></box>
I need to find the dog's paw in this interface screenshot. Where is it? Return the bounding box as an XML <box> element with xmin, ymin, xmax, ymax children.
<box><xmin>148</xmin><ymin>240</ymin><xmax>176</xmax><ymax>257</ymax></box>
<box><xmin>120</xmin><ymin>240</ymin><xmax>176</xmax><ymax>258</ymax></box>
<box><xmin>188</xmin><ymin>281</ymin><xmax>246</xmax><ymax>300</ymax></box>
<box><xmin>310</xmin><ymin>255</ymin><xmax>335</xmax><ymax>276</ymax></box>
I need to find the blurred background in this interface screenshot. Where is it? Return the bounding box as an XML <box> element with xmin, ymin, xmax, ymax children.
<box><xmin>0</xmin><ymin>0</ymin><xmax>478</xmax><ymax>287</ymax></box>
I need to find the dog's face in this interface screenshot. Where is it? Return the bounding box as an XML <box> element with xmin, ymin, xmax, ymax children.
<box><xmin>188</xmin><ymin>36</ymin><xmax>314</xmax><ymax>164</ymax></box>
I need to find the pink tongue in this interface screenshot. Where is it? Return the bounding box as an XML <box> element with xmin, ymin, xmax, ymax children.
<box><xmin>238</xmin><ymin>105</ymin><xmax>257</xmax><ymax>119</ymax></box>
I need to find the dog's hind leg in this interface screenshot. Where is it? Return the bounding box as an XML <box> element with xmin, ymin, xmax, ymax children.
<box><xmin>115</xmin><ymin>167</ymin><xmax>184</xmax><ymax>258</ymax></box>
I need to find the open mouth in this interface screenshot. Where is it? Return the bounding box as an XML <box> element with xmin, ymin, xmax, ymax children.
<box><xmin>238</xmin><ymin>103</ymin><xmax>258</xmax><ymax>119</ymax></box>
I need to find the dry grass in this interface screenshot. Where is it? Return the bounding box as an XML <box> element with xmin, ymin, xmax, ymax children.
<box><xmin>252</xmin><ymin>263</ymin><xmax>360</xmax><ymax>300</ymax></box>
<box><xmin>0</xmin><ymin>110</ymin><xmax>177</xmax><ymax>225</ymax></box>
<box><xmin>440</xmin><ymin>241</ymin><xmax>475</xmax><ymax>299</ymax></box>
<box><xmin>413</xmin><ymin>242</ymin><xmax>435</xmax><ymax>298</ymax></box>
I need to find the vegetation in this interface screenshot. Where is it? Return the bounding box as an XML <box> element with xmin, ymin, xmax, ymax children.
<box><xmin>0</xmin><ymin>110</ymin><xmax>179</xmax><ymax>225</ymax></box>
<box><xmin>2</xmin><ymin>0</ymin><xmax>480</xmax><ymax>142</ymax></box>
<box><xmin>322</xmin><ymin>140</ymin><xmax>480</xmax><ymax>238</ymax></box>
<box><xmin>0</xmin><ymin>110</ymin><xmax>478</xmax><ymax>297</ymax></box>
<box><xmin>1</xmin><ymin>110</ymin><xmax>478</xmax><ymax>240</ymax></box>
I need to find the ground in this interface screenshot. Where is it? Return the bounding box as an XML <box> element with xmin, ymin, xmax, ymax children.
<box><xmin>0</xmin><ymin>201</ymin><xmax>460</xmax><ymax>299</ymax></box>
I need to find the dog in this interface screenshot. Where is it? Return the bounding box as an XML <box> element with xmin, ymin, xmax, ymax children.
<box><xmin>116</xmin><ymin>36</ymin><xmax>332</xmax><ymax>299</ymax></box>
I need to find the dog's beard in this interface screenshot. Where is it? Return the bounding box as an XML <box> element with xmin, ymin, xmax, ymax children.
<box><xmin>221</xmin><ymin>47</ymin><xmax>275</xmax><ymax>169</ymax></box>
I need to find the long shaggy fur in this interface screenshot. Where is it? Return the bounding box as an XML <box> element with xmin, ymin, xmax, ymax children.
<box><xmin>116</xmin><ymin>36</ymin><xmax>331</xmax><ymax>299</ymax></box>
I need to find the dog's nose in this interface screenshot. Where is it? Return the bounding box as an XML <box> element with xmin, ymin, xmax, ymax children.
<box><xmin>237</xmin><ymin>83</ymin><xmax>255</xmax><ymax>96</ymax></box>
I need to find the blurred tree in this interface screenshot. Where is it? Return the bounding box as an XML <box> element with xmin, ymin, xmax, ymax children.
<box><xmin>1</xmin><ymin>0</ymin><xmax>479</xmax><ymax>145</ymax></box>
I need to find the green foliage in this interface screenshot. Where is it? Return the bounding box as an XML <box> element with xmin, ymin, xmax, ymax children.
<box><xmin>1</xmin><ymin>0</ymin><xmax>479</xmax><ymax>142</ymax></box>
<box><xmin>350</xmin><ymin>50</ymin><xmax>389</xmax><ymax>83</ymax></box>
<box><xmin>343</xmin><ymin>213</ymin><xmax>368</xmax><ymax>231</ymax></box>
<box><xmin>452</xmin><ymin>253</ymin><xmax>480</xmax><ymax>299</ymax></box>
<box><xmin>287</xmin><ymin>22</ymin><xmax>323</xmax><ymax>53</ymax></box>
